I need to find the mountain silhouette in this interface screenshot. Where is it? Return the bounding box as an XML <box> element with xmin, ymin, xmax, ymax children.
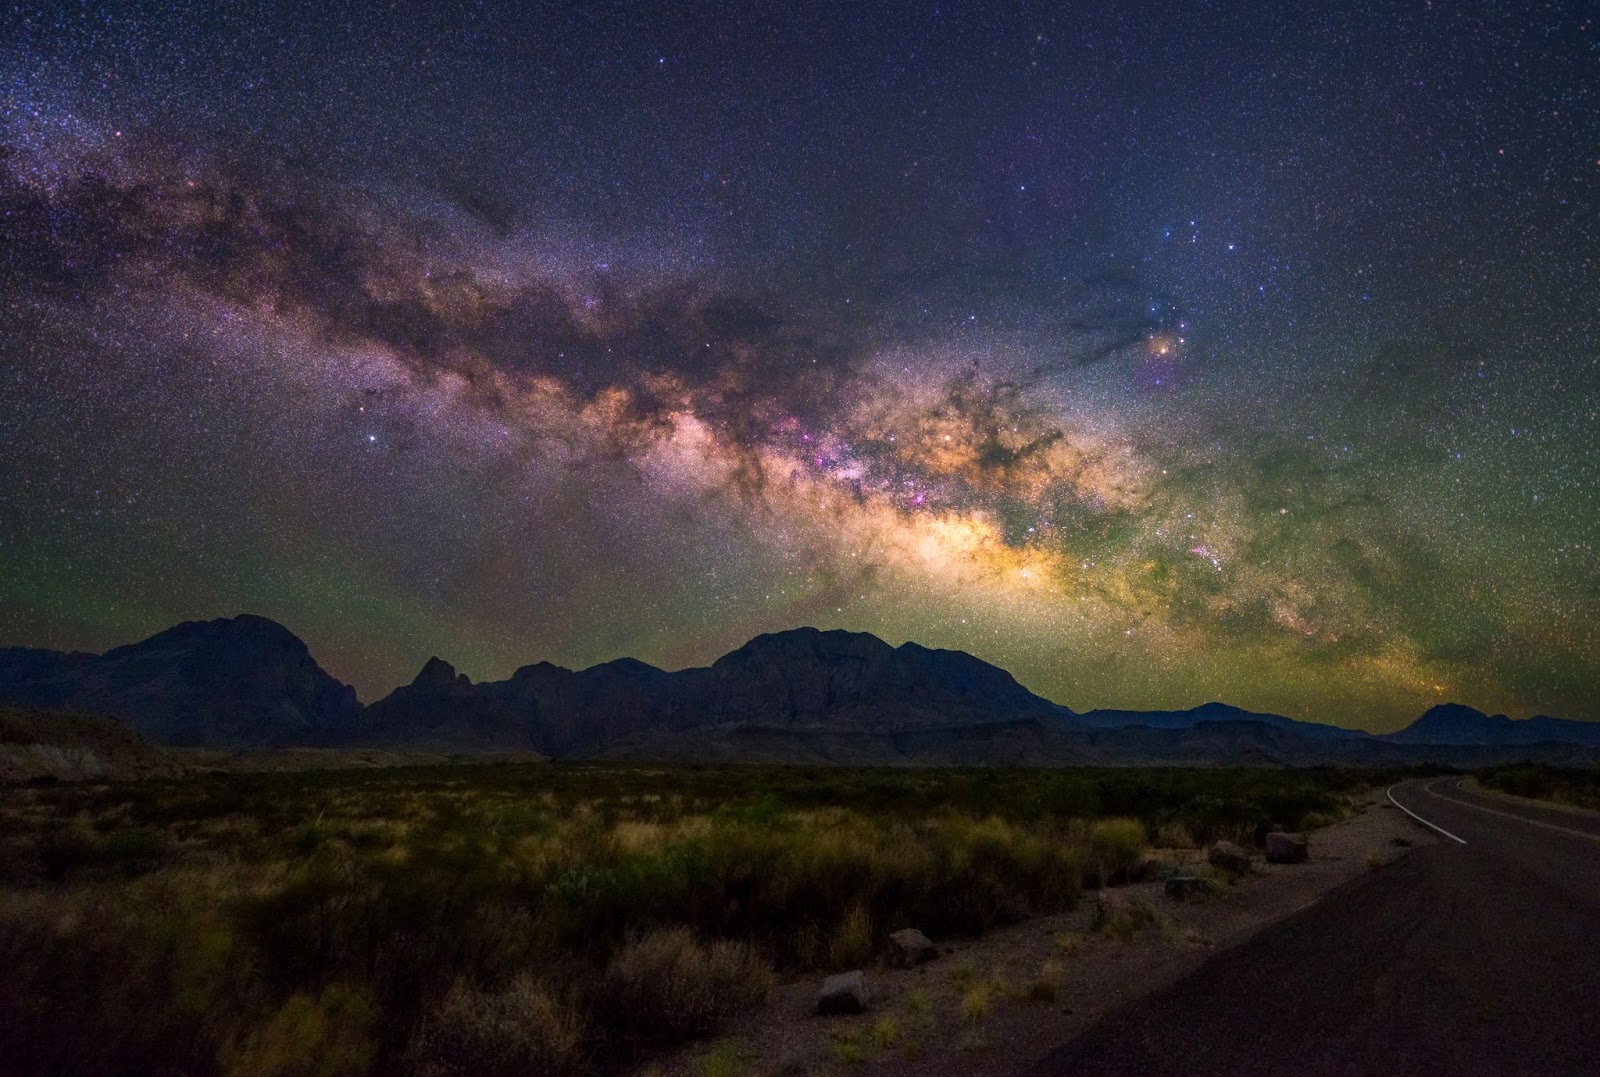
<box><xmin>0</xmin><ymin>615</ymin><xmax>360</xmax><ymax>747</ymax></box>
<box><xmin>3</xmin><ymin>616</ymin><xmax>1598</xmax><ymax>764</ymax></box>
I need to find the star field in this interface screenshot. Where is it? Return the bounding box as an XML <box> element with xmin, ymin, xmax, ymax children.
<box><xmin>1</xmin><ymin>1</ymin><xmax>1597</xmax><ymax>729</ymax></box>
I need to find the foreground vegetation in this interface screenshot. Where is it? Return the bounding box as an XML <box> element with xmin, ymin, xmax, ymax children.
<box><xmin>0</xmin><ymin>763</ymin><xmax>1368</xmax><ymax>1076</ymax></box>
<box><xmin>1479</xmin><ymin>764</ymin><xmax>1600</xmax><ymax>812</ymax></box>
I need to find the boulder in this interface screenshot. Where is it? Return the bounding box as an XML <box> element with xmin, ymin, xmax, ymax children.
<box><xmin>1265</xmin><ymin>831</ymin><xmax>1309</xmax><ymax>864</ymax></box>
<box><xmin>816</xmin><ymin>970</ymin><xmax>868</xmax><ymax>1015</ymax></box>
<box><xmin>1207</xmin><ymin>841</ymin><xmax>1253</xmax><ymax>875</ymax></box>
<box><xmin>1165</xmin><ymin>875</ymin><xmax>1223</xmax><ymax>901</ymax></box>
<box><xmin>886</xmin><ymin>928</ymin><xmax>938</xmax><ymax>968</ymax></box>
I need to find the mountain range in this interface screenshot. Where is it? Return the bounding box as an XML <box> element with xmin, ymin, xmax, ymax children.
<box><xmin>1</xmin><ymin>614</ymin><xmax>1597</xmax><ymax>768</ymax></box>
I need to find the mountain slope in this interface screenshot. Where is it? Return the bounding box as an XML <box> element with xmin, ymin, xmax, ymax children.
<box><xmin>0</xmin><ymin>616</ymin><xmax>361</xmax><ymax>747</ymax></box>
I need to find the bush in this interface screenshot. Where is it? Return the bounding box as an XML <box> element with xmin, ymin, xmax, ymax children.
<box><xmin>1089</xmin><ymin>817</ymin><xmax>1147</xmax><ymax>883</ymax></box>
<box><xmin>225</xmin><ymin>983</ymin><xmax>376</xmax><ymax>1077</ymax></box>
<box><xmin>600</xmin><ymin>928</ymin><xmax>772</xmax><ymax>1049</ymax></box>
<box><xmin>405</xmin><ymin>977</ymin><xmax>585</xmax><ymax>1077</ymax></box>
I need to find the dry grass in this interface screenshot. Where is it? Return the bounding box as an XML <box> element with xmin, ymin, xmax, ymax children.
<box><xmin>1027</xmin><ymin>959</ymin><xmax>1066</xmax><ymax>1003</ymax></box>
<box><xmin>1051</xmin><ymin>929</ymin><xmax>1085</xmax><ymax>954</ymax></box>
<box><xmin>828</xmin><ymin>902</ymin><xmax>873</xmax><ymax>968</ymax></box>
<box><xmin>601</xmin><ymin>928</ymin><xmax>772</xmax><ymax>1047</ymax></box>
<box><xmin>404</xmin><ymin>976</ymin><xmax>585</xmax><ymax>1077</ymax></box>
<box><xmin>0</xmin><ymin>761</ymin><xmax>1361</xmax><ymax>1076</ymax></box>
<box><xmin>960</xmin><ymin>983</ymin><xmax>991</xmax><ymax>1023</ymax></box>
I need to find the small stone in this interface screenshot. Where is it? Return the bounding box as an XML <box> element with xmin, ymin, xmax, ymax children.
<box><xmin>886</xmin><ymin>927</ymin><xmax>938</xmax><ymax>968</ymax></box>
<box><xmin>1207</xmin><ymin>840</ymin><xmax>1253</xmax><ymax>875</ymax></box>
<box><xmin>816</xmin><ymin>970</ymin><xmax>868</xmax><ymax>1015</ymax></box>
<box><xmin>1265</xmin><ymin>831</ymin><xmax>1309</xmax><ymax>864</ymax></box>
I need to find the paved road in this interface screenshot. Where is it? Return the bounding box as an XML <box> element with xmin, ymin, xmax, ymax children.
<box><xmin>1028</xmin><ymin>777</ymin><xmax>1600</xmax><ymax>1076</ymax></box>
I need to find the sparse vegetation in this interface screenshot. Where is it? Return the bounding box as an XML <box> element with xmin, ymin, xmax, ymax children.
<box><xmin>1480</xmin><ymin>765</ymin><xmax>1600</xmax><ymax>812</ymax></box>
<box><xmin>0</xmin><ymin>762</ymin><xmax>1363</xmax><ymax>1075</ymax></box>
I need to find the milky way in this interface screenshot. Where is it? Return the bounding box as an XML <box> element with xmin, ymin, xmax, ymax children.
<box><xmin>2</xmin><ymin>2</ymin><xmax>1597</xmax><ymax>729</ymax></box>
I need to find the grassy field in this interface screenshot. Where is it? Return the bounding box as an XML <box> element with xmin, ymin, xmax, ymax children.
<box><xmin>0</xmin><ymin>763</ymin><xmax>1370</xmax><ymax>1076</ymax></box>
<box><xmin>1479</xmin><ymin>764</ymin><xmax>1600</xmax><ymax>812</ymax></box>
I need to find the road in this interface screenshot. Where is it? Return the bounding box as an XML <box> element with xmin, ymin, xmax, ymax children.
<box><xmin>1028</xmin><ymin>777</ymin><xmax>1600</xmax><ymax>1076</ymax></box>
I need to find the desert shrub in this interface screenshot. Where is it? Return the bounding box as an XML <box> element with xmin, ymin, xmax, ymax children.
<box><xmin>600</xmin><ymin>928</ymin><xmax>772</xmax><ymax>1049</ymax></box>
<box><xmin>1089</xmin><ymin>817</ymin><xmax>1147</xmax><ymax>883</ymax></box>
<box><xmin>0</xmin><ymin>884</ymin><xmax>256</xmax><ymax>1076</ymax></box>
<box><xmin>404</xmin><ymin>976</ymin><xmax>585</xmax><ymax>1077</ymax></box>
<box><xmin>225</xmin><ymin>982</ymin><xmax>376</xmax><ymax>1077</ymax></box>
<box><xmin>1154</xmin><ymin>820</ymin><xmax>1196</xmax><ymax>848</ymax></box>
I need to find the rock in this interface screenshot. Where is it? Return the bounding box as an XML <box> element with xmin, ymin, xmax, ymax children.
<box><xmin>886</xmin><ymin>928</ymin><xmax>938</xmax><ymax>968</ymax></box>
<box><xmin>1265</xmin><ymin>831</ymin><xmax>1308</xmax><ymax>864</ymax></box>
<box><xmin>1207</xmin><ymin>841</ymin><xmax>1253</xmax><ymax>875</ymax></box>
<box><xmin>816</xmin><ymin>970</ymin><xmax>868</xmax><ymax>1015</ymax></box>
<box><xmin>1165</xmin><ymin>875</ymin><xmax>1223</xmax><ymax>901</ymax></box>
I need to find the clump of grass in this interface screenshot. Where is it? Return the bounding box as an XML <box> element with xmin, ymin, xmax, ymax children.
<box><xmin>869</xmin><ymin>1015</ymin><xmax>900</xmax><ymax>1050</ymax></box>
<box><xmin>828</xmin><ymin>903</ymin><xmax>873</xmax><ymax>969</ymax></box>
<box><xmin>1051</xmin><ymin>930</ymin><xmax>1084</xmax><ymax>954</ymax></box>
<box><xmin>946</xmin><ymin>960</ymin><xmax>975</xmax><ymax>989</ymax></box>
<box><xmin>601</xmin><ymin>928</ymin><xmax>772</xmax><ymax>1047</ymax></box>
<box><xmin>689</xmin><ymin>1040</ymin><xmax>750</xmax><ymax>1077</ymax></box>
<box><xmin>960</xmin><ymin>983</ymin><xmax>991</xmax><ymax>1023</ymax></box>
<box><xmin>404</xmin><ymin>976</ymin><xmax>584</xmax><ymax>1077</ymax></box>
<box><xmin>828</xmin><ymin>1027</ymin><xmax>869</xmax><ymax>1065</ymax></box>
<box><xmin>1026</xmin><ymin>959</ymin><xmax>1065</xmax><ymax>1003</ymax></box>
<box><xmin>1097</xmin><ymin>900</ymin><xmax>1157</xmax><ymax>942</ymax></box>
<box><xmin>900</xmin><ymin>986</ymin><xmax>933</xmax><ymax>1030</ymax></box>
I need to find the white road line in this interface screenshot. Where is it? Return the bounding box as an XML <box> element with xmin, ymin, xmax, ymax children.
<box><xmin>1386</xmin><ymin>783</ymin><xmax>1468</xmax><ymax>845</ymax></box>
<box><xmin>1423</xmin><ymin>777</ymin><xmax>1600</xmax><ymax>846</ymax></box>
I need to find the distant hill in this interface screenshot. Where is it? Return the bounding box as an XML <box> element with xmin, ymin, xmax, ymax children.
<box><xmin>0</xmin><ymin>706</ymin><xmax>183</xmax><ymax>782</ymax></box>
<box><xmin>3</xmin><ymin>616</ymin><xmax>1598</xmax><ymax>768</ymax></box>
<box><xmin>0</xmin><ymin>616</ymin><xmax>360</xmax><ymax>747</ymax></box>
<box><xmin>1386</xmin><ymin>703</ymin><xmax>1600</xmax><ymax>747</ymax></box>
<box><xmin>1074</xmin><ymin>701</ymin><xmax>1371</xmax><ymax>741</ymax></box>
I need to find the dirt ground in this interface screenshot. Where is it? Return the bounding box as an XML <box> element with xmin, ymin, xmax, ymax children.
<box><xmin>653</xmin><ymin>789</ymin><xmax>1435</xmax><ymax>1076</ymax></box>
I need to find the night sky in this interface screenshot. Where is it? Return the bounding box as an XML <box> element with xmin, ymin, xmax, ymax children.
<box><xmin>2</xmin><ymin>2</ymin><xmax>1597</xmax><ymax>730</ymax></box>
